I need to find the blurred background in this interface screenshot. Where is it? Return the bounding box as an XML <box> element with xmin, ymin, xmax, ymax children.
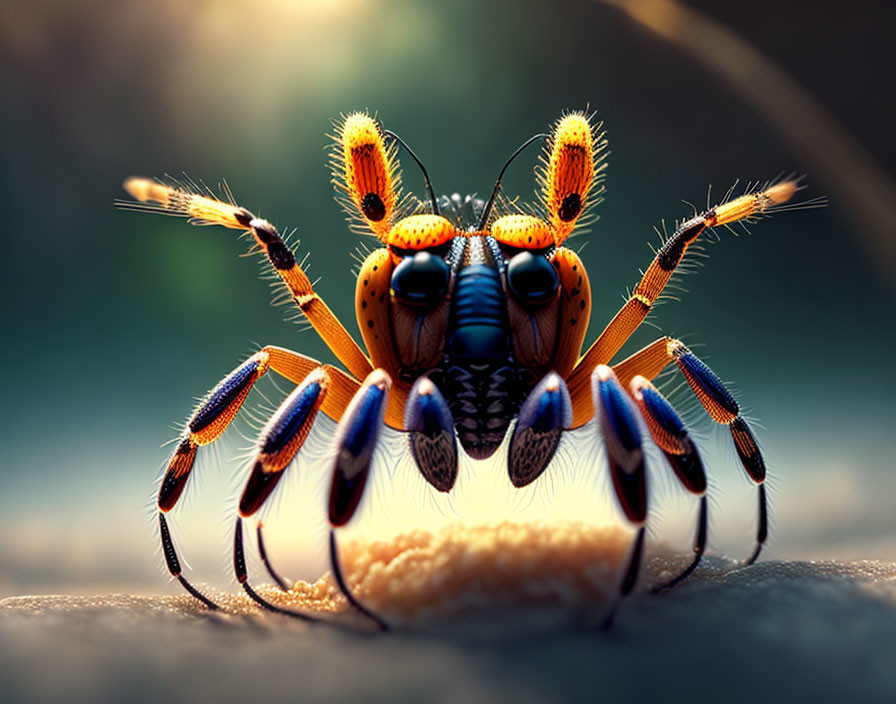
<box><xmin>1</xmin><ymin>0</ymin><xmax>894</xmax><ymax>599</ymax></box>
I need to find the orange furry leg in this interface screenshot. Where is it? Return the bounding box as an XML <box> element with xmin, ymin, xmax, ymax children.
<box><xmin>566</xmin><ymin>179</ymin><xmax>802</xmax><ymax>424</ymax></box>
<box><xmin>120</xmin><ymin>178</ymin><xmax>374</xmax><ymax>381</ymax></box>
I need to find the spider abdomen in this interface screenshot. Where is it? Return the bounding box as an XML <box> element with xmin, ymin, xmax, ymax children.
<box><xmin>436</xmin><ymin>362</ymin><xmax>522</xmax><ymax>459</ymax></box>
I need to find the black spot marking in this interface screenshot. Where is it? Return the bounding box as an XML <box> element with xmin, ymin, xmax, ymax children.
<box><xmin>252</xmin><ymin>222</ymin><xmax>279</xmax><ymax>245</ymax></box>
<box><xmin>267</xmin><ymin>241</ymin><xmax>295</xmax><ymax>270</ymax></box>
<box><xmin>658</xmin><ymin>218</ymin><xmax>706</xmax><ymax>271</ymax></box>
<box><xmin>730</xmin><ymin>417</ymin><xmax>766</xmax><ymax>483</ymax></box>
<box><xmin>361</xmin><ymin>300</ymin><xmax>367</xmax><ymax>309</ymax></box>
<box><xmin>558</xmin><ymin>193</ymin><xmax>582</xmax><ymax>222</ymax></box>
<box><xmin>367</xmin><ymin>320</ymin><xmax>374</xmax><ymax>328</ymax></box>
<box><xmin>234</xmin><ymin>208</ymin><xmax>253</xmax><ymax>227</ymax></box>
<box><xmin>362</xmin><ymin>193</ymin><xmax>386</xmax><ymax>222</ymax></box>
<box><xmin>579</xmin><ymin>300</ymin><xmax>586</xmax><ymax>310</ymax></box>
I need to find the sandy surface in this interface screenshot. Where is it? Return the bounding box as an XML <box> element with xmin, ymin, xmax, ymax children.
<box><xmin>2</xmin><ymin>524</ymin><xmax>896</xmax><ymax>703</ymax></box>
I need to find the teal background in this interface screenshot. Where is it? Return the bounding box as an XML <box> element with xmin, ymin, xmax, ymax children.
<box><xmin>0</xmin><ymin>0</ymin><xmax>894</xmax><ymax>596</ymax></box>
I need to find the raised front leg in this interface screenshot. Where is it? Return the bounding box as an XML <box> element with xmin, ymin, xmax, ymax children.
<box><xmin>120</xmin><ymin>178</ymin><xmax>374</xmax><ymax>381</ymax></box>
<box><xmin>567</xmin><ymin>179</ymin><xmax>802</xmax><ymax>426</ymax></box>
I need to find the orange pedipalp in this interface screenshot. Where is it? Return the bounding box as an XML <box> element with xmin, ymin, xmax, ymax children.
<box><xmin>540</xmin><ymin>113</ymin><xmax>605</xmax><ymax>244</ymax></box>
<box><xmin>339</xmin><ymin>113</ymin><xmax>399</xmax><ymax>240</ymax></box>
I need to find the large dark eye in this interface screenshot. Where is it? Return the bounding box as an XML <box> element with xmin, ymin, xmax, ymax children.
<box><xmin>390</xmin><ymin>251</ymin><xmax>450</xmax><ymax>307</ymax></box>
<box><xmin>506</xmin><ymin>251</ymin><xmax>559</xmax><ymax>305</ymax></box>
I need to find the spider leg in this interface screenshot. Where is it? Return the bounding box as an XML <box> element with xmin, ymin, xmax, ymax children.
<box><xmin>566</xmin><ymin>180</ymin><xmax>801</xmax><ymax>427</ymax></box>
<box><xmin>233</xmin><ymin>366</ymin><xmax>397</xmax><ymax>629</ymax></box>
<box><xmin>670</xmin><ymin>342</ymin><xmax>767</xmax><ymax>565</ymax></box>
<box><xmin>232</xmin><ymin>368</ymin><xmax>383</xmax><ymax>627</ymax></box>
<box><xmin>238</xmin><ymin>368</ymin><xmax>329</xmax><ymax>516</ymax></box>
<box><xmin>233</xmin><ymin>516</ymin><xmax>319</xmax><ymax>622</ymax></box>
<box><xmin>158</xmin><ymin>513</ymin><xmax>218</xmax><ymax>610</ymax></box>
<box><xmin>121</xmin><ymin>178</ymin><xmax>373</xmax><ymax>380</ymax></box>
<box><xmin>609</xmin><ymin>337</ymin><xmax>768</xmax><ymax>565</ymax></box>
<box><xmin>507</xmin><ymin>372</ymin><xmax>572</xmax><ymax>488</ymax></box>
<box><xmin>256</xmin><ymin>522</ymin><xmax>291</xmax><ymax>592</ymax></box>
<box><xmin>328</xmin><ymin>370</ymin><xmax>392</xmax><ymax>631</ymax></box>
<box><xmin>155</xmin><ymin>347</ymin><xmax>357</xmax><ymax>609</ymax></box>
<box><xmin>231</xmin><ymin>368</ymin><xmax>330</xmax><ymax>610</ymax></box>
<box><xmin>629</xmin><ymin>376</ymin><xmax>708</xmax><ymax>592</ymax></box>
<box><xmin>591</xmin><ymin>365</ymin><xmax>648</xmax><ymax>627</ymax></box>
<box><xmin>404</xmin><ymin>376</ymin><xmax>458</xmax><ymax>492</ymax></box>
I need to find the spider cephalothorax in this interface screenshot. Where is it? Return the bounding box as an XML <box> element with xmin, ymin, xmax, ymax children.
<box><xmin>120</xmin><ymin>109</ymin><xmax>810</xmax><ymax>629</ymax></box>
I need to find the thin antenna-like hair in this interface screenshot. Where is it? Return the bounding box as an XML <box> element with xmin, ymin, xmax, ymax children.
<box><xmin>477</xmin><ymin>133</ymin><xmax>548</xmax><ymax>230</ymax></box>
<box><xmin>383</xmin><ymin>129</ymin><xmax>440</xmax><ymax>216</ymax></box>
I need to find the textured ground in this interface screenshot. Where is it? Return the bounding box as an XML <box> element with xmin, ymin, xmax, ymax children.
<box><xmin>3</xmin><ymin>524</ymin><xmax>896</xmax><ymax>703</ymax></box>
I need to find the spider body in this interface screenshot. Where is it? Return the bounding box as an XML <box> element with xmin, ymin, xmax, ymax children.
<box><xmin>381</xmin><ymin>211</ymin><xmax>560</xmax><ymax>461</ymax></box>
<box><xmin>120</xmin><ymin>109</ymin><xmax>809</xmax><ymax>629</ymax></box>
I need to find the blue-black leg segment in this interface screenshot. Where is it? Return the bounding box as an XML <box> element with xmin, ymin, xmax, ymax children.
<box><xmin>328</xmin><ymin>371</ymin><xmax>390</xmax><ymax>527</ymax></box>
<box><xmin>239</xmin><ymin>372</ymin><xmax>327</xmax><ymax>517</ymax></box>
<box><xmin>630</xmin><ymin>377</ymin><xmax>708</xmax><ymax>591</ymax></box>
<box><xmin>326</xmin><ymin>370</ymin><xmax>391</xmax><ymax>630</ymax></box>
<box><xmin>405</xmin><ymin>377</ymin><xmax>458</xmax><ymax>493</ymax></box>
<box><xmin>592</xmin><ymin>366</ymin><xmax>649</xmax><ymax>624</ymax></box>
<box><xmin>507</xmin><ymin>372</ymin><xmax>572</xmax><ymax>488</ymax></box>
<box><xmin>593</xmin><ymin>366</ymin><xmax>648</xmax><ymax>524</ymax></box>
<box><xmin>670</xmin><ymin>342</ymin><xmax>768</xmax><ymax>564</ymax></box>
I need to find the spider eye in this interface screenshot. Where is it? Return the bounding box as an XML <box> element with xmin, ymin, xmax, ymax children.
<box><xmin>390</xmin><ymin>251</ymin><xmax>450</xmax><ymax>307</ymax></box>
<box><xmin>506</xmin><ymin>251</ymin><xmax>559</xmax><ymax>305</ymax></box>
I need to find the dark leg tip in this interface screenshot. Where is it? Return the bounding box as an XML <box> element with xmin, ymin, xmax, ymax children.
<box><xmin>159</xmin><ymin>512</ymin><xmax>220</xmax><ymax>611</ymax></box>
<box><xmin>256</xmin><ymin>522</ymin><xmax>292</xmax><ymax>592</ymax></box>
<box><xmin>741</xmin><ymin>542</ymin><xmax>763</xmax><ymax>566</ymax></box>
<box><xmin>329</xmin><ymin>530</ymin><xmax>390</xmax><ymax>632</ymax></box>
<box><xmin>649</xmin><ymin>495</ymin><xmax>708</xmax><ymax>594</ymax></box>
